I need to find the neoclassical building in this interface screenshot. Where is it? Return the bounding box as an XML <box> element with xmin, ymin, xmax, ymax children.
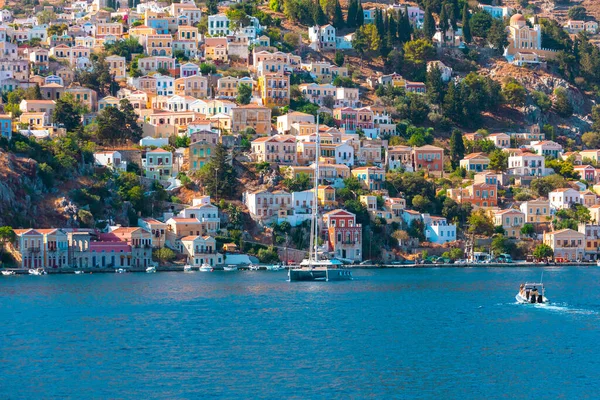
<box><xmin>504</xmin><ymin>14</ymin><xmax>557</xmax><ymax>65</ymax></box>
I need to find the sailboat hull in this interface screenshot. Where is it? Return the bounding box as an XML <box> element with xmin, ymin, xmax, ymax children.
<box><xmin>288</xmin><ymin>268</ymin><xmax>352</xmax><ymax>282</ymax></box>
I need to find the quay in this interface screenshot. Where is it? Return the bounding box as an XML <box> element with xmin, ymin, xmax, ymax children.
<box><xmin>1</xmin><ymin>262</ymin><xmax>597</xmax><ymax>275</ymax></box>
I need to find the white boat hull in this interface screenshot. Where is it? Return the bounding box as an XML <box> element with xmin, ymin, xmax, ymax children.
<box><xmin>28</xmin><ymin>269</ymin><xmax>46</xmax><ymax>276</ymax></box>
<box><xmin>183</xmin><ymin>265</ymin><xmax>194</xmax><ymax>273</ymax></box>
<box><xmin>199</xmin><ymin>264</ymin><xmax>213</xmax><ymax>272</ymax></box>
<box><xmin>516</xmin><ymin>293</ymin><xmax>549</xmax><ymax>304</ymax></box>
<box><xmin>146</xmin><ymin>267</ymin><xmax>156</xmax><ymax>273</ymax></box>
<box><xmin>223</xmin><ymin>266</ymin><xmax>238</xmax><ymax>271</ymax></box>
<box><xmin>1</xmin><ymin>271</ymin><xmax>16</xmax><ymax>276</ymax></box>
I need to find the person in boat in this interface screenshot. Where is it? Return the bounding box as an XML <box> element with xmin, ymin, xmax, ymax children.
<box><xmin>519</xmin><ymin>284</ymin><xmax>525</xmax><ymax>297</ymax></box>
<box><xmin>531</xmin><ymin>286</ymin><xmax>539</xmax><ymax>298</ymax></box>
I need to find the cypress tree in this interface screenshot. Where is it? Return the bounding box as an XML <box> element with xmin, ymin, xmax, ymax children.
<box><xmin>388</xmin><ymin>12</ymin><xmax>397</xmax><ymax>45</ymax></box>
<box><xmin>439</xmin><ymin>4</ymin><xmax>449</xmax><ymax>42</ymax></box>
<box><xmin>462</xmin><ymin>3</ymin><xmax>471</xmax><ymax>44</ymax></box>
<box><xmin>398</xmin><ymin>5</ymin><xmax>412</xmax><ymax>43</ymax></box>
<box><xmin>449</xmin><ymin>129</ymin><xmax>465</xmax><ymax>169</ymax></box>
<box><xmin>356</xmin><ymin>1</ymin><xmax>364</xmax><ymax>27</ymax></box>
<box><xmin>346</xmin><ymin>0</ymin><xmax>357</xmax><ymax>29</ymax></box>
<box><xmin>381</xmin><ymin>11</ymin><xmax>391</xmax><ymax>56</ymax></box>
<box><xmin>333</xmin><ymin>0</ymin><xmax>345</xmax><ymax>29</ymax></box>
<box><xmin>448</xmin><ymin>0</ymin><xmax>459</xmax><ymax>29</ymax></box>
<box><xmin>313</xmin><ymin>0</ymin><xmax>327</xmax><ymax>26</ymax></box>
<box><xmin>423</xmin><ymin>6</ymin><xmax>436</xmax><ymax>39</ymax></box>
<box><xmin>375</xmin><ymin>8</ymin><xmax>385</xmax><ymax>39</ymax></box>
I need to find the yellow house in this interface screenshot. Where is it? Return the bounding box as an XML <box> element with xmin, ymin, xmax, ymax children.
<box><xmin>20</xmin><ymin>112</ymin><xmax>48</xmax><ymax>128</ymax></box>
<box><xmin>105</xmin><ymin>55</ymin><xmax>126</xmax><ymax>79</ymax></box>
<box><xmin>317</xmin><ymin>185</ymin><xmax>336</xmax><ymax>207</ymax></box>
<box><xmin>146</xmin><ymin>35</ymin><xmax>173</xmax><ymax>57</ymax></box>
<box><xmin>543</xmin><ymin>229</ymin><xmax>584</xmax><ymax>261</ymax></box>
<box><xmin>519</xmin><ymin>198</ymin><xmax>551</xmax><ymax>224</ymax></box>
<box><xmin>258</xmin><ymin>73</ymin><xmax>290</xmax><ymax>107</ymax></box>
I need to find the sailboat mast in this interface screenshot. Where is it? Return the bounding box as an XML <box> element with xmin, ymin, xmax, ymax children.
<box><xmin>311</xmin><ymin>115</ymin><xmax>320</xmax><ymax>263</ymax></box>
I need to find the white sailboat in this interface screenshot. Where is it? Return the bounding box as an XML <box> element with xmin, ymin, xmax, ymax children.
<box><xmin>288</xmin><ymin>116</ymin><xmax>352</xmax><ymax>282</ymax></box>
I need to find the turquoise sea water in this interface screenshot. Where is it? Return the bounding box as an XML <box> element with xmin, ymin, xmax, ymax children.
<box><xmin>1</xmin><ymin>267</ymin><xmax>599</xmax><ymax>399</ymax></box>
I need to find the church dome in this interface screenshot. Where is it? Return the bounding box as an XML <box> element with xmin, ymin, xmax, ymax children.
<box><xmin>510</xmin><ymin>14</ymin><xmax>526</xmax><ymax>26</ymax></box>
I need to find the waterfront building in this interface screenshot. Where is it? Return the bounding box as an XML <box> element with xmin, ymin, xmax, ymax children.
<box><xmin>543</xmin><ymin>229</ymin><xmax>585</xmax><ymax>262</ymax></box>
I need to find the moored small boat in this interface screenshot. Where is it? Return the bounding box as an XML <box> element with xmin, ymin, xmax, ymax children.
<box><xmin>516</xmin><ymin>282</ymin><xmax>548</xmax><ymax>304</ymax></box>
<box><xmin>1</xmin><ymin>270</ymin><xmax>16</xmax><ymax>276</ymax></box>
<box><xmin>74</xmin><ymin>270</ymin><xmax>85</xmax><ymax>275</ymax></box>
<box><xmin>146</xmin><ymin>266</ymin><xmax>156</xmax><ymax>273</ymax></box>
<box><xmin>248</xmin><ymin>264</ymin><xmax>259</xmax><ymax>271</ymax></box>
<box><xmin>115</xmin><ymin>268</ymin><xmax>126</xmax><ymax>274</ymax></box>
<box><xmin>28</xmin><ymin>268</ymin><xmax>46</xmax><ymax>276</ymax></box>
<box><xmin>223</xmin><ymin>265</ymin><xmax>238</xmax><ymax>271</ymax></box>
<box><xmin>199</xmin><ymin>264</ymin><xmax>213</xmax><ymax>272</ymax></box>
<box><xmin>183</xmin><ymin>265</ymin><xmax>194</xmax><ymax>272</ymax></box>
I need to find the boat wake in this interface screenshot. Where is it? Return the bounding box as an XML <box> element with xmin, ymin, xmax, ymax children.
<box><xmin>505</xmin><ymin>301</ymin><xmax>599</xmax><ymax>316</ymax></box>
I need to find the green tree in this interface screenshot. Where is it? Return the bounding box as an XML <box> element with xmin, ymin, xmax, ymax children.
<box><xmin>53</xmin><ymin>94</ymin><xmax>85</xmax><ymax>132</ymax></box>
<box><xmin>533</xmin><ymin>243</ymin><xmax>553</xmax><ymax>261</ymax></box>
<box><xmin>153</xmin><ymin>247</ymin><xmax>176</xmax><ymax>264</ymax></box>
<box><xmin>553</xmin><ymin>88</ymin><xmax>573</xmax><ymax>118</ymax></box>
<box><xmin>491</xmin><ymin>234</ymin><xmax>511</xmax><ymax>255</ymax></box>
<box><xmin>236</xmin><ymin>84</ymin><xmax>252</xmax><ymax>105</ymax></box>
<box><xmin>195</xmin><ymin>143</ymin><xmax>237</xmax><ymax>199</ymax></box>
<box><xmin>398</xmin><ymin>6</ymin><xmax>412</xmax><ymax>43</ymax></box>
<box><xmin>532</xmin><ymin>91</ymin><xmax>552</xmax><ymax>113</ymax></box>
<box><xmin>206</xmin><ymin>0</ymin><xmax>219</xmax><ymax>15</ymax></box>
<box><xmin>403</xmin><ymin>39</ymin><xmax>434</xmax><ymax>71</ymax></box>
<box><xmin>334</xmin><ymin>51</ymin><xmax>344</xmax><ymax>67</ymax></box>
<box><xmin>462</xmin><ymin>3</ymin><xmax>472</xmax><ymax>44</ymax></box>
<box><xmin>503</xmin><ymin>79</ymin><xmax>527</xmax><ymax>107</ymax></box>
<box><xmin>332</xmin><ymin>0</ymin><xmax>344</xmax><ymax>28</ymax></box>
<box><xmin>488</xmin><ymin>19</ymin><xmax>508</xmax><ymax>52</ymax></box>
<box><xmin>346</xmin><ymin>0</ymin><xmax>357</xmax><ymax>29</ymax></box>
<box><xmin>438</xmin><ymin>4</ymin><xmax>449</xmax><ymax>43</ymax></box>
<box><xmin>488</xmin><ymin>149</ymin><xmax>508</xmax><ymax>171</ymax></box>
<box><xmin>0</xmin><ymin>226</ymin><xmax>16</xmax><ymax>261</ymax></box>
<box><xmin>426</xmin><ymin>63</ymin><xmax>445</xmax><ymax>104</ymax></box>
<box><xmin>422</xmin><ymin>6</ymin><xmax>436</xmax><ymax>39</ymax></box>
<box><xmin>356</xmin><ymin>1</ymin><xmax>364</xmax><ymax>27</ymax></box>
<box><xmin>470</xmin><ymin>10</ymin><xmax>492</xmax><ymax>38</ymax></box>
<box><xmin>283</xmin><ymin>172</ymin><xmax>311</xmax><ymax>191</ymax></box>
<box><xmin>411</xmin><ymin>194</ymin><xmax>432</xmax><ymax>212</ymax></box>
<box><xmin>449</xmin><ymin>129</ymin><xmax>465</xmax><ymax>169</ymax></box>
<box><xmin>521</xmin><ymin>223</ymin><xmax>535</xmax><ymax>238</ymax></box>
<box><xmin>468</xmin><ymin>209</ymin><xmax>495</xmax><ymax>237</ymax></box>
<box><xmin>568</xmin><ymin>5</ymin><xmax>587</xmax><ymax>20</ymax></box>
<box><xmin>582</xmin><ymin>131</ymin><xmax>600</xmax><ymax>149</ymax></box>
<box><xmin>312</xmin><ymin>0</ymin><xmax>327</xmax><ymax>25</ymax></box>
<box><xmin>26</xmin><ymin>84</ymin><xmax>42</xmax><ymax>100</ymax></box>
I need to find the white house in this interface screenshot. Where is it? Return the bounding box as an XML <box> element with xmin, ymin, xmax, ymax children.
<box><xmin>549</xmin><ymin>188</ymin><xmax>583</xmax><ymax>210</ymax></box>
<box><xmin>530</xmin><ymin>140</ymin><xmax>563</xmax><ymax>158</ymax></box>
<box><xmin>488</xmin><ymin>133</ymin><xmax>511</xmax><ymax>149</ymax></box>
<box><xmin>422</xmin><ymin>214</ymin><xmax>456</xmax><ymax>244</ymax></box>
<box><xmin>507</xmin><ymin>152</ymin><xmax>552</xmax><ymax>177</ymax></box>
<box><xmin>93</xmin><ymin>151</ymin><xmax>127</xmax><ymax>171</ymax></box>
<box><xmin>180</xmin><ymin>62</ymin><xmax>199</xmax><ymax>78</ymax></box>
<box><xmin>308</xmin><ymin>25</ymin><xmax>336</xmax><ymax>50</ymax></box>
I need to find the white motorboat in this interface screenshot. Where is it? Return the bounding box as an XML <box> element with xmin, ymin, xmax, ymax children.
<box><xmin>146</xmin><ymin>266</ymin><xmax>156</xmax><ymax>273</ymax></box>
<box><xmin>28</xmin><ymin>268</ymin><xmax>46</xmax><ymax>276</ymax></box>
<box><xmin>199</xmin><ymin>264</ymin><xmax>213</xmax><ymax>272</ymax></box>
<box><xmin>183</xmin><ymin>265</ymin><xmax>194</xmax><ymax>273</ymax></box>
<box><xmin>248</xmin><ymin>264</ymin><xmax>259</xmax><ymax>271</ymax></box>
<box><xmin>1</xmin><ymin>270</ymin><xmax>16</xmax><ymax>276</ymax></box>
<box><xmin>516</xmin><ymin>282</ymin><xmax>549</xmax><ymax>304</ymax></box>
<box><xmin>115</xmin><ymin>268</ymin><xmax>126</xmax><ymax>274</ymax></box>
<box><xmin>74</xmin><ymin>270</ymin><xmax>85</xmax><ymax>275</ymax></box>
<box><xmin>223</xmin><ymin>265</ymin><xmax>238</xmax><ymax>271</ymax></box>
<box><xmin>597</xmin><ymin>260</ymin><xmax>600</xmax><ymax>267</ymax></box>
<box><xmin>266</xmin><ymin>264</ymin><xmax>284</xmax><ymax>271</ymax></box>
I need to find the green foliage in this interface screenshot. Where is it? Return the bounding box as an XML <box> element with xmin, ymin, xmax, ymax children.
<box><xmin>491</xmin><ymin>234</ymin><xmax>513</xmax><ymax>255</ymax></box>
<box><xmin>422</xmin><ymin>6</ymin><xmax>436</xmax><ymax>38</ymax></box>
<box><xmin>426</xmin><ymin>64</ymin><xmax>446</xmax><ymax>104</ymax></box>
<box><xmin>531</xmin><ymin>91</ymin><xmax>552</xmax><ymax>113</ymax></box>
<box><xmin>403</xmin><ymin>39</ymin><xmax>435</xmax><ymax>78</ymax></box>
<box><xmin>449</xmin><ymin>129</ymin><xmax>465</xmax><ymax>169</ymax></box>
<box><xmin>487</xmin><ymin>19</ymin><xmax>508</xmax><ymax>52</ymax></box>
<box><xmin>553</xmin><ymin>88</ymin><xmax>573</xmax><ymax>118</ymax></box>
<box><xmin>443</xmin><ymin>72</ymin><xmax>502</xmax><ymax>126</ymax></box>
<box><xmin>468</xmin><ymin>209</ymin><xmax>495</xmax><ymax>237</ymax></box>
<box><xmin>353</xmin><ymin>24</ymin><xmax>381</xmax><ymax>56</ymax></box>
<box><xmin>236</xmin><ymin>84</ymin><xmax>253</xmax><ymax>105</ymax></box>
<box><xmin>521</xmin><ymin>223</ymin><xmax>535</xmax><ymax>238</ymax></box>
<box><xmin>200</xmin><ymin>62</ymin><xmax>217</xmax><ymax>75</ymax></box>
<box><xmin>256</xmin><ymin>246</ymin><xmax>280</xmax><ymax>263</ymax></box>
<box><xmin>96</xmin><ymin>99</ymin><xmax>142</xmax><ymax>145</ymax></box>
<box><xmin>53</xmin><ymin>93</ymin><xmax>87</xmax><ymax>132</ymax></box>
<box><xmin>284</xmin><ymin>0</ymin><xmax>315</xmax><ymax>25</ymax></box>
<box><xmin>334</xmin><ymin>51</ymin><xmax>344</xmax><ymax>67</ymax></box>
<box><xmin>153</xmin><ymin>247</ymin><xmax>176</xmax><ymax>263</ymax></box>
<box><xmin>442</xmin><ymin>198</ymin><xmax>472</xmax><ymax>227</ymax></box>
<box><xmin>502</xmin><ymin>79</ymin><xmax>526</xmax><ymax>107</ymax></box>
<box><xmin>530</xmin><ymin>174</ymin><xmax>568</xmax><ymax>197</ymax></box>
<box><xmin>470</xmin><ymin>11</ymin><xmax>493</xmax><ymax>38</ymax></box>
<box><xmin>75</xmin><ymin>54</ymin><xmax>118</xmax><ymax>96</ymax></box>
<box><xmin>283</xmin><ymin>172</ymin><xmax>311</xmax><ymax>192</ymax></box>
<box><xmin>332</xmin><ymin>76</ymin><xmax>356</xmax><ymax>88</ymax></box>
<box><xmin>407</xmin><ymin>126</ymin><xmax>434</xmax><ymax>146</ymax></box>
<box><xmin>488</xmin><ymin>149</ymin><xmax>508</xmax><ymax>171</ymax></box>
<box><xmin>533</xmin><ymin>243</ymin><xmax>553</xmax><ymax>261</ymax></box>
<box><xmin>582</xmin><ymin>131</ymin><xmax>600</xmax><ymax>149</ymax></box>
<box><xmin>194</xmin><ymin>143</ymin><xmax>237</xmax><ymax>199</ymax></box>
<box><xmin>568</xmin><ymin>5</ymin><xmax>587</xmax><ymax>20</ymax></box>
<box><xmin>104</xmin><ymin>37</ymin><xmax>144</xmax><ymax>62</ymax></box>
<box><xmin>541</xmin><ymin>18</ymin><xmax>572</xmax><ymax>51</ymax></box>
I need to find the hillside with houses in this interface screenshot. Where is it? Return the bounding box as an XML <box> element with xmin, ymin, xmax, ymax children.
<box><xmin>1</xmin><ymin>0</ymin><xmax>600</xmax><ymax>269</ymax></box>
